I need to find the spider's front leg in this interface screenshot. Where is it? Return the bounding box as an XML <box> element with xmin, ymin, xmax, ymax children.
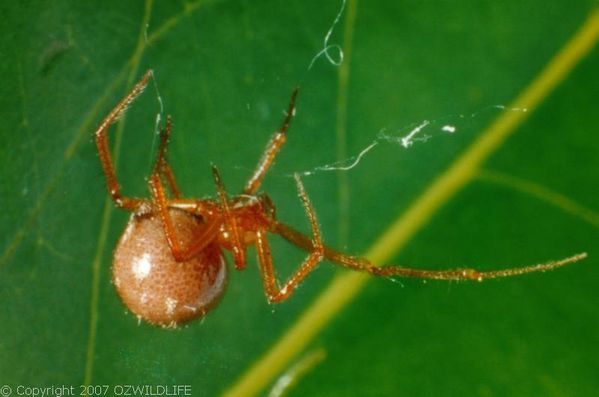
<box><xmin>255</xmin><ymin>174</ymin><xmax>325</xmax><ymax>303</ymax></box>
<box><xmin>267</xmin><ymin>179</ymin><xmax>587</xmax><ymax>283</ymax></box>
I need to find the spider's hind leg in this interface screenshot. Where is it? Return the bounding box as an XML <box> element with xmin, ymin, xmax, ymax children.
<box><xmin>148</xmin><ymin>173</ymin><xmax>220</xmax><ymax>262</ymax></box>
<box><xmin>94</xmin><ymin>70</ymin><xmax>153</xmax><ymax>212</ymax></box>
<box><xmin>211</xmin><ymin>165</ymin><xmax>246</xmax><ymax>270</ymax></box>
<box><xmin>244</xmin><ymin>87</ymin><xmax>299</xmax><ymax>195</ymax></box>
<box><xmin>153</xmin><ymin>115</ymin><xmax>182</xmax><ymax>198</ymax></box>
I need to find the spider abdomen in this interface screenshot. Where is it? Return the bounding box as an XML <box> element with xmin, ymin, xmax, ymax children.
<box><xmin>112</xmin><ymin>209</ymin><xmax>227</xmax><ymax>327</ymax></box>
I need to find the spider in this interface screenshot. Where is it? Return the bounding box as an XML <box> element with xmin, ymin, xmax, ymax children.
<box><xmin>95</xmin><ymin>70</ymin><xmax>586</xmax><ymax>327</ymax></box>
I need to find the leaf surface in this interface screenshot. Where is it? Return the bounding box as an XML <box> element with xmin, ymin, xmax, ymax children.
<box><xmin>1</xmin><ymin>1</ymin><xmax>597</xmax><ymax>396</ymax></box>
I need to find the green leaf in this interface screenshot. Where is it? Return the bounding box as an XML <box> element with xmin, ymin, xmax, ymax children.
<box><xmin>1</xmin><ymin>1</ymin><xmax>597</xmax><ymax>396</ymax></box>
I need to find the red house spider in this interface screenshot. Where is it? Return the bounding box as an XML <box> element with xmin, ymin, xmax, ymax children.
<box><xmin>95</xmin><ymin>70</ymin><xmax>586</xmax><ymax>327</ymax></box>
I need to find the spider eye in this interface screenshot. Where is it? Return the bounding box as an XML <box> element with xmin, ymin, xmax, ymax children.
<box><xmin>260</xmin><ymin>194</ymin><xmax>276</xmax><ymax>219</ymax></box>
<box><xmin>193</xmin><ymin>213</ymin><xmax>207</xmax><ymax>224</ymax></box>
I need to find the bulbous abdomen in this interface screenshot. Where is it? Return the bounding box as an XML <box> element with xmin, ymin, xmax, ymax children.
<box><xmin>112</xmin><ymin>209</ymin><xmax>227</xmax><ymax>327</ymax></box>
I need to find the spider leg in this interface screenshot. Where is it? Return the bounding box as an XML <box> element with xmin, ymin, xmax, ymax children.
<box><xmin>149</xmin><ymin>173</ymin><xmax>221</xmax><ymax>261</ymax></box>
<box><xmin>255</xmin><ymin>174</ymin><xmax>325</xmax><ymax>303</ymax></box>
<box><xmin>153</xmin><ymin>115</ymin><xmax>182</xmax><ymax>198</ymax></box>
<box><xmin>244</xmin><ymin>87</ymin><xmax>299</xmax><ymax>194</ymax></box>
<box><xmin>211</xmin><ymin>164</ymin><xmax>246</xmax><ymax>270</ymax></box>
<box><xmin>272</xmin><ymin>221</ymin><xmax>587</xmax><ymax>281</ymax></box>
<box><xmin>94</xmin><ymin>70</ymin><xmax>153</xmax><ymax>211</ymax></box>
